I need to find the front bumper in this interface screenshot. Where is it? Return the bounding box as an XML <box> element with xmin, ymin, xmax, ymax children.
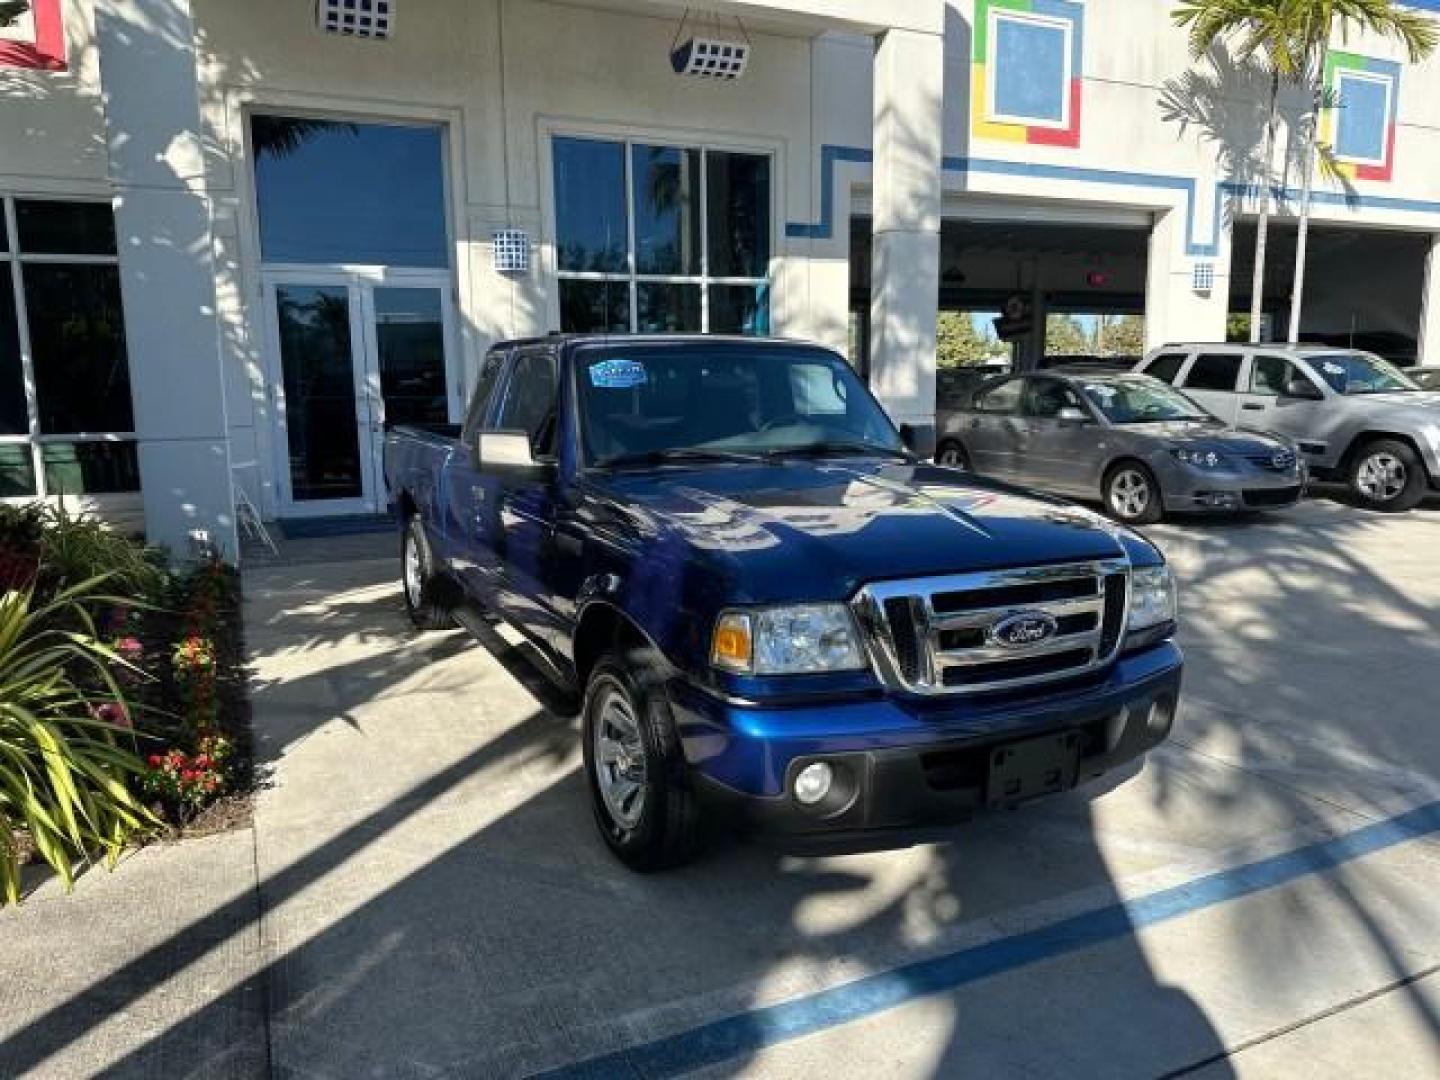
<box><xmin>1160</xmin><ymin>463</ymin><xmax>1305</xmax><ymax>513</ymax></box>
<box><xmin>669</xmin><ymin>641</ymin><xmax>1182</xmax><ymax>837</ymax></box>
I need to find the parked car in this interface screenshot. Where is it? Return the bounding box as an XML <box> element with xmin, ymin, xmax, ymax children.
<box><xmin>1410</xmin><ymin>366</ymin><xmax>1440</xmax><ymax>391</ymax></box>
<box><xmin>385</xmin><ymin>336</ymin><xmax>1181</xmax><ymax>869</ymax></box>
<box><xmin>1038</xmin><ymin>353</ymin><xmax>1138</xmax><ymax>372</ymax></box>
<box><xmin>1136</xmin><ymin>343</ymin><xmax>1440</xmax><ymax>512</ymax></box>
<box><xmin>935</xmin><ymin>371</ymin><xmax>1304</xmax><ymax>524</ymax></box>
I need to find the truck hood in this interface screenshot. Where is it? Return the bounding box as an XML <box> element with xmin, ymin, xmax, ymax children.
<box><xmin>1342</xmin><ymin>392</ymin><xmax>1440</xmax><ymax>422</ymax></box>
<box><xmin>596</xmin><ymin>460</ymin><xmax>1149</xmax><ymax>604</ymax></box>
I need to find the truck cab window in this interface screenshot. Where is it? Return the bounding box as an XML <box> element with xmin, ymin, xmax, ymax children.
<box><xmin>497</xmin><ymin>350</ymin><xmax>559</xmax><ymax>456</ymax></box>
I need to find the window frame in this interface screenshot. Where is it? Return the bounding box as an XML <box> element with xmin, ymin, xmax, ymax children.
<box><xmin>0</xmin><ymin>195</ymin><xmax>138</xmax><ymax>503</ymax></box>
<box><xmin>1333</xmin><ymin>68</ymin><xmax>1394</xmax><ymax>168</ymax></box>
<box><xmin>985</xmin><ymin>8</ymin><xmax>1075</xmax><ymax>131</ymax></box>
<box><xmin>548</xmin><ymin>131</ymin><xmax>775</xmax><ymax>335</ymax></box>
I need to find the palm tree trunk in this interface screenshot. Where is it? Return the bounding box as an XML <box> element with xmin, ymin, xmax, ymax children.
<box><xmin>1288</xmin><ymin>48</ymin><xmax>1328</xmax><ymax>344</ymax></box>
<box><xmin>1250</xmin><ymin>71</ymin><xmax>1280</xmax><ymax>343</ymax></box>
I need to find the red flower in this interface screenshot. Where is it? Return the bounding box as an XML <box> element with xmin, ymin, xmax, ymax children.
<box><xmin>147</xmin><ymin>754</ymin><xmax>163</xmax><ymax>767</ymax></box>
<box><xmin>92</xmin><ymin>701</ymin><xmax>132</xmax><ymax>729</ymax></box>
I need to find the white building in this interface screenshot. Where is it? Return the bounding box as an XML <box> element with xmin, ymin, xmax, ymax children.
<box><xmin>4</xmin><ymin>0</ymin><xmax>1440</xmax><ymax>556</ymax></box>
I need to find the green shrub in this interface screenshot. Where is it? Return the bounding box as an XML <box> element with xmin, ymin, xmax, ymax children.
<box><xmin>33</xmin><ymin>503</ymin><xmax>166</xmax><ymax>601</ymax></box>
<box><xmin>0</xmin><ymin>580</ymin><xmax>157</xmax><ymax>905</ymax></box>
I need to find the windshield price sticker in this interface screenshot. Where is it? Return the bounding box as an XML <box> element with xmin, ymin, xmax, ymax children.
<box><xmin>1086</xmin><ymin>384</ymin><xmax>1117</xmax><ymax>399</ymax></box>
<box><xmin>1323</xmin><ymin>362</ymin><xmax>1346</xmax><ymax>375</ymax></box>
<box><xmin>589</xmin><ymin>358</ymin><xmax>649</xmax><ymax>389</ymax></box>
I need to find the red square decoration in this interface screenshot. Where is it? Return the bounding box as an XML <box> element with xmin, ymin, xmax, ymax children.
<box><xmin>0</xmin><ymin>0</ymin><xmax>67</xmax><ymax>72</ymax></box>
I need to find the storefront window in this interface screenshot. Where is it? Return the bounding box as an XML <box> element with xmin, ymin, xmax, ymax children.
<box><xmin>251</xmin><ymin>115</ymin><xmax>449</xmax><ymax>268</ymax></box>
<box><xmin>552</xmin><ymin>136</ymin><xmax>771</xmax><ymax>335</ymax></box>
<box><xmin>0</xmin><ymin>197</ymin><xmax>138</xmax><ymax>500</ymax></box>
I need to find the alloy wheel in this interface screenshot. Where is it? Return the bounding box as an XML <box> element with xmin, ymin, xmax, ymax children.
<box><xmin>593</xmin><ymin>686</ymin><xmax>647</xmax><ymax>829</ymax></box>
<box><xmin>404</xmin><ymin>524</ymin><xmax>424</xmax><ymax>608</ymax></box>
<box><xmin>1110</xmin><ymin>469</ymin><xmax>1151</xmax><ymax>520</ymax></box>
<box><xmin>1356</xmin><ymin>452</ymin><xmax>1407</xmax><ymax>503</ymax></box>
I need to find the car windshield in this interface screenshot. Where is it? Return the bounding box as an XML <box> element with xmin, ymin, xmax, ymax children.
<box><xmin>1301</xmin><ymin>353</ymin><xmax>1418</xmax><ymax>395</ymax></box>
<box><xmin>1079</xmin><ymin>377</ymin><xmax>1214</xmax><ymax>425</ymax></box>
<box><xmin>575</xmin><ymin>344</ymin><xmax>905</xmax><ymax>467</ymax></box>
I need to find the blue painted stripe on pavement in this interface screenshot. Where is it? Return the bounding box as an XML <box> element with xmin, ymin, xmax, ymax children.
<box><xmin>539</xmin><ymin>800</ymin><xmax>1440</xmax><ymax>1080</ymax></box>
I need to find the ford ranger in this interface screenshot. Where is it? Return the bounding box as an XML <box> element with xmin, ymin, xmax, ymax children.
<box><xmin>384</xmin><ymin>335</ymin><xmax>1182</xmax><ymax>870</ymax></box>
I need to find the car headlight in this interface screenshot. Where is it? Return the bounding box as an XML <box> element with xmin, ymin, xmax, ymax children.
<box><xmin>711</xmin><ymin>604</ymin><xmax>867</xmax><ymax>675</ymax></box>
<box><xmin>1171</xmin><ymin>447</ymin><xmax>1224</xmax><ymax>469</ymax></box>
<box><xmin>1128</xmin><ymin>565</ymin><xmax>1178</xmax><ymax>632</ymax></box>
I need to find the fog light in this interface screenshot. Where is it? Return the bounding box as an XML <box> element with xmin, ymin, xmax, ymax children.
<box><xmin>793</xmin><ymin>761</ymin><xmax>834</xmax><ymax>806</ymax></box>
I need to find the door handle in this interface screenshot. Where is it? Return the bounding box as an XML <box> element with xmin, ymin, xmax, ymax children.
<box><xmin>1242</xmin><ymin>403</ymin><xmax>1264</xmax><ymax>412</ymax></box>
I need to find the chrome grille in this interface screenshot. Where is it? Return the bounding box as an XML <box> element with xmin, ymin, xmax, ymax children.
<box><xmin>852</xmin><ymin>560</ymin><xmax>1131</xmax><ymax>696</ymax></box>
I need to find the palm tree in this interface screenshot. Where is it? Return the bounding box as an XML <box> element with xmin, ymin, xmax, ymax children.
<box><xmin>1283</xmin><ymin>0</ymin><xmax>1437</xmax><ymax>342</ymax></box>
<box><xmin>1173</xmin><ymin>0</ymin><xmax>1306</xmax><ymax>345</ymax></box>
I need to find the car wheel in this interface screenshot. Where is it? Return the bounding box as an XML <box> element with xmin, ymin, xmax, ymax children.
<box><xmin>582</xmin><ymin>648</ymin><xmax>702</xmax><ymax>871</ymax></box>
<box><xmin>1348</xmin><ymin>439</ymin><xmax>1427</xmax><ymax>512</ymax></box>
<box><xmin>936</xmin><ymin>440</ymin><xmax>972</xmax><ymax>470</ymax></box>
<box><xmin>402</xmin><ymin>515</ymin><xmax>455</xmax><ymax>630</ymax></box>
<box><xmin>1103</xmin><ymin>462</ymin><xmax>1163</xmax><ymax>525</ymax></box>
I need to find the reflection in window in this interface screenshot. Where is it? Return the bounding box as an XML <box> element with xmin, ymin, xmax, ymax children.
<box><xmin>251</xmin><ymin>115</ymin><xmax>449</xmax><ymax>267</ymax></box>
<box><xmin>0</xmin><ymin>444</ymin><xmax>36</xmax><ymax>498</ymax></box>
<box><xmin>553</xmin><ymin>136</ymin><xmax>770</xmax><ymax>335</ymax></box>
<box><xmin>707</xmin><ymin>152</ymin><xmax>770</xmax><ymax>278</ymax></box>
<box><xmin>632</xmin><ymin>145</ymin><xmax>701</xmax><ymax>276</ymax></box>
<box><xmin>275</xmin><ymin>285</ymin><xmax>363</xmax><ymax>502</ymax></box>
<box><xmin>637</xmin><ymin>283</ymin><xmax>701</xmax><ymax>333</ymax></box>
<box><xmin>41</xmin><ymin>441</ymin><xmax>140</xmax><ymax>496</ymax></box>
<box><xmin>1</xmin><ymin>265</ymin><xmax>25</xmax><ymax>435</ymax></box>
<box><xmin>15</xmin><ymin>200</ymin><xmax>117</xmax><ymax>256</ymax></box>
<box><xmin>559</xmin><ymin>280</ymin><xmax>629</xmax><ymax>335</ymax></box>
<box><xmin>0</xmin><ymin>197</ymin><xmax>136</xmax><ymax>502</ymax></box>
<box><xmin>709</xmin><ymin>284</ymin><xmax>770</xmax><ymax>336</ymax></box>
<box><xmin>25</xmin><ymin>264</ymin><xmax>134</xmax><ymax>435</ymax></box>
<box><xmin>553</xmin><ymin>138</ymin><xmax>627</xmax><ymax>273</ymax></box>
<box><xmin>374</xmin><ymin>288</ymin><xmax>448</xmax><ymax>427</ymax></box>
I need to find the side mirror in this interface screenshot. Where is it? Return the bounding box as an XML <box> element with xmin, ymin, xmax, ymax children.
<box><xmin>899</xmin><ymin>423</ymin><xmax>937</xmax><ymax>460</ymax></box>
<box><xmin>1281</xmin><ymin>378</ymin><xmax>1323</xmax><ymax>401</ymax></box>
<box><xmin>1056</xmin><ymin>406</ymin><xmax>1091</xmax><ymax>425</ymax></box>
<box><xmin>477</xmin><ymin>429</ymin><xmax>546</xmax><ymax>475</ymax></box>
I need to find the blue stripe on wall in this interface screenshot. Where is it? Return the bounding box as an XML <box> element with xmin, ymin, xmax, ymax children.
<box><xmin>540</xmin><ymin>799</ymin><xmax>1440</xmax><ymax>1079</ymax></box>
<box><xmin>787</xmin><ymin>145</ymin><xmax>1440</xmax><ymax>256</ymax></box>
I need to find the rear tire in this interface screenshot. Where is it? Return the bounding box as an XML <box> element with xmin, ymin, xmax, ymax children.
<box><xmin>1348</xmin><ymin>438</ymin><xmax>1427</xmax><ymax>512</ymax></box>
<box><xmin>936</xmin><ymin>440</ymin><xmax>972</xmax><ymax>471</ymax></box>
<box><xmin>401</xmin><ymin>515</ymin><xmax>454</xmax><ymax>630</ymax></box>
<box><xmin>1103</xmin><ymin>461</ymin><xmax>1163</xmax><ymax>525</ymax></box>
<box><xmin>582</xmin><ymin>648</ymin><xmax>702</xmax><ymax>871</ymax></box>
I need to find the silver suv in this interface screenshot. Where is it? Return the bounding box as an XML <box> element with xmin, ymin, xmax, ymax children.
<box><xmin>1135</xmin><ymin>344</ymin><xmax>1440</xmax><ymax>511</ymax></box>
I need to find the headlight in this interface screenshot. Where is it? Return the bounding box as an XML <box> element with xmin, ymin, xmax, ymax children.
<box><xmin>711</xmin><ymin>604</ymin><xmax>867</xmax><ymax>675</ymax></box>
<box><xmin>1171</xmin><ymin>447</ymin><xmax>1224</xmax><ymax>469</ymax></box>
<box><xmin>1128</xmin><ymin>565</ymin><xmax>1178</xmax><ymax>632</ymax></box>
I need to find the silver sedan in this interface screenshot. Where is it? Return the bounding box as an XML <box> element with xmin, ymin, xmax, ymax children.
<box><xmin>935</xmin><ymin>371</ymin><xmax>1306</xmax><ymax>525</ymax></box>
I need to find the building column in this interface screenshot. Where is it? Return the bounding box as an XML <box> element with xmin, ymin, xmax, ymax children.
<box><xmin>1144</xmin><ymin>208</ymin><xmax>1232</xmax><ymax>351</ymax></box>
<box><xmin>1418</xmin><ymin>233</ymin><xmax>1440</xmax><ymax>365</ymax></box>
<box><xmin>867</xmin><ymin>27</ymin><xmax>944</xmax><ymax>435</ymax></box>
<box><xmin>94</xmin><ymin>0</ymin><xmax>237</xmax><ymax>561</ymax></box>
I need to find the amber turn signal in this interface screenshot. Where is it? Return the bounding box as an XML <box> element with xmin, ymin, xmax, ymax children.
<box><xmin>711</xmin><ymin>613</ymin><xmax>754</xmax><ymax>673</ymax></box>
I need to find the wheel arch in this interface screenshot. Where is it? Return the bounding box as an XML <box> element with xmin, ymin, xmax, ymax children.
<box><xmin>1340</xmin><ymin>431</ymin><xmax>1432</xmax><ymax>480</ymax></box>
<box><xmin>573</xmin><ymin>600</ymin><xmax>668</xmax><ymax>688</ymax></box>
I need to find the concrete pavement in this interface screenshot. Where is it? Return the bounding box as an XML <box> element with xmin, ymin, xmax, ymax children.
<box><xmin>1</xmin><ymin>496</ymin><xmax>1438</xmax><ymax>1078</ymax></box>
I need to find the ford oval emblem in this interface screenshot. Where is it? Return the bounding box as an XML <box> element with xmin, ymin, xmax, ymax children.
<box><xmin>990</xmin><ymin>611</ymin><xmax>1059</xmax><ymax>649</ymax></box>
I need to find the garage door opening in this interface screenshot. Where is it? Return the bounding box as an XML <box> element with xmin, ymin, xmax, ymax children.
<box><xmin>1228</xmin><ymin>221</ymin><xmax>1429</xmax><ymax>366</ymax></box>
<box><xmin>851</xmin><ymin>213</ymin><xmax>1150</xmax><ymax>385</ymax></box>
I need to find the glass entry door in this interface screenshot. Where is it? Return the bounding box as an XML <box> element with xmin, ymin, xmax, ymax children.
<box><xmin>265</xmin><ymin>272</ymin><xmax>456</xmax><ymax>516</ymax></box>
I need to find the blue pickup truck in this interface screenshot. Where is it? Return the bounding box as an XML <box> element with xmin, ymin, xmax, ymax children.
<box><xmin>384</xmin><ymin>335</ymin><xmax>1182</xmax><ymax>869</ymax></box>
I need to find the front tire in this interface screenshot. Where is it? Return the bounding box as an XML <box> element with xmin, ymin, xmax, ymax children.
<box><xmin>1104</xmin><ymin>462</ymin><xmax>1163</xmax><ymax>525</ymax></box>
<box><xmin>401</xmin><ymin>515</ymin><xmax>454</xmax><ymax>630</ymax></box>
<box><xmin>582</xmin><ymin>649</ymin><xmax>701</xmax><ymax>871</ymax></box>
<box><xmin>1348</xmin><ymin>438</ymin><xmax>1427</xmax><ymax>512</ymax></box>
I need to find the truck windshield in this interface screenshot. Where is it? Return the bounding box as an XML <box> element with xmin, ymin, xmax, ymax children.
<box><xmin>575</xmin><ymin>344</ymin><xmax>906</xmax><ymax>467</ymax></box>
<box><xmin>1080</xmin><ymin>377</ymin><xmax>1214</xmax><ymax>425</ymax></box>
<box><xmin>1301</xmin><ymin>353</ymin><xmax>1419</xmax><ymax>395</ymax></box>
